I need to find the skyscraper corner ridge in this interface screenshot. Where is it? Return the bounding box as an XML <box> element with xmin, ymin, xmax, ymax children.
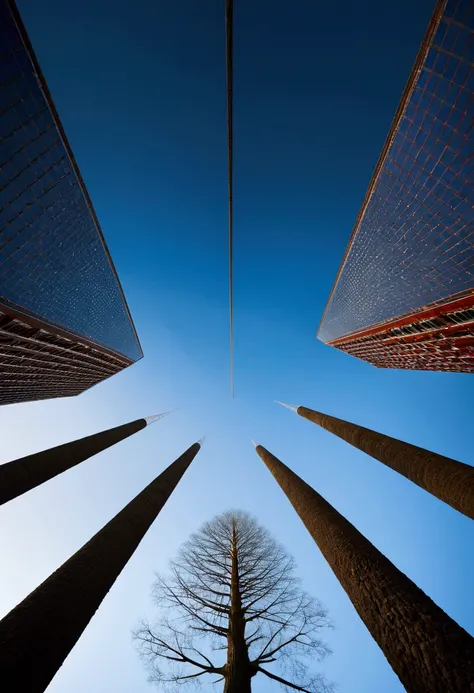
<box><xmin>0</xmin><ymin>0</ymin><xmax>142</xmax><ymax>406</ymax></box>
<box><xmin>317</xmin><ymin>0</ymin><xmax>474</xmax><ymax>374</ymax></box>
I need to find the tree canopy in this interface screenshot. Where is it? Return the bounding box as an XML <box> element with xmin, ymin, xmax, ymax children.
<box><xmin>135</xmin><ymin>510</ymin><xmax>333</xmax><ymax>692</ymax></box>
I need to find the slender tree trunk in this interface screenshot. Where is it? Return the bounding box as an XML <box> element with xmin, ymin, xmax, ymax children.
<box><xmin>0</xmin><ymin>418</ymin><xmax>149</xmax><ymax>506</ymax></box>
<box><xmin>0</xmin><ymin>442</ymin><xmax>200</xmax><ymax>693</ymax></box>
<box><xmin>255</xmin><ymin>444</ymin><xmax>474</xmax><ymax>693</ymax></box>
<box><xmin>297</xmin><ymin>405</ymin><xmax>474</xmax><ymax>521</ymax></box>
<box><xmin>224</xmin><ymin>522</ymin><xmax>252</xmax><ymax>693</ymax></box>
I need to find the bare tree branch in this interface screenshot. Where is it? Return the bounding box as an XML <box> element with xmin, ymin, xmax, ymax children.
<box><xmin>258</xmin><ymin>666</ymin><xmax>316</xmax><ymax>692</ymax></box>
<box><xmin>134</xmin><ymin>511</ymin><xmax>333</xmax><ymax>691</ymax></box>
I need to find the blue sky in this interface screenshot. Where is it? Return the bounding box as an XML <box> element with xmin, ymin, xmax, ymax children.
<box><xmin>1</xmin><ymin>0</ymin><xmax>474</xmax><ymax>692</ymax></box>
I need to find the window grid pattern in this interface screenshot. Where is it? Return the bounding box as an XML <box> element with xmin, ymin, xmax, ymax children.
<box><xmin>319</xmin><ymin>0</ymin><xmax>474</xmax><ymax>344</ymax></box>
<box><xmin>0</xmin><ymin>1</ymin><xmax>142</xmax><ymax>361</ymax></box>
<box><xmin>338</xmin><ymin>332</ymin><xmax>474</xmax><ymax>373</ymax></box>
<box><xmin>0</xmin><ymin>308</ymin><xmax>128</xmax><ymax>405</ymax></box>
<box><xmin>335</xmin><ymin>293</ymin><xmax>474</xmax><ymax>373</ymax></box>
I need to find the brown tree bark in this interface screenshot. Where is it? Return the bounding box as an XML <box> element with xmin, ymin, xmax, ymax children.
<box><xmin>0</xmin><ymin>442</ymin><xmax>201</xmax><ymax>693</ymax></box>
<box><xmin>0</xmin><ymin>418</ymin><xmax>148</xmax><ymax>506</ymax></box>
<box><xmin>224</xmin><ymin>521</ymin><xmax>253</xmax><ymax>693</ymax></box>
<box><xmin>297</xmin><ymin>405</ymin><xmax>474</xmax><ymax>521</ymax></box>
<box><xmin>255</xmin><ymin>444</ymin><xmax>474</xmax><ymax>693</ymax></box>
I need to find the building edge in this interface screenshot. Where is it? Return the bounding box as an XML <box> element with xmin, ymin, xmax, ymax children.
<box><xmin>316</xmin><ymin>0</ymin><xmax>447</xmax><ymax>342</ymax></box>
<box><xmin>5</xmin><ymin>0</ymin><xmax>143</xmax><ymax>360</ymax></box>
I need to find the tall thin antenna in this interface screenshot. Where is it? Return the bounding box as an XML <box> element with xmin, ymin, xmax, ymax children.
<box><xmin>145</xmin><ymin>411</ymin><xmax>175</xmax><ymax>425</ymax></box>
<box><xmin>226</xmin><ymin>0</ymin><xmax>234</xmax><ymax>397</ymax></box>
<box><xmin>275</xmin><ymin>400</ymin><xmax>299</xmax><ymax>413</ymax></box>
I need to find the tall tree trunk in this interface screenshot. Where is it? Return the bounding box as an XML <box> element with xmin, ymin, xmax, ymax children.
<box><xmin>224</xmin><ymin>522</ymin><xmax>252</xmax><ymax>693</ymax></box>
<box><xmin>0</xmin><ymin>442</ymin><xmax>200</xmax><ymax>693</ymax></box>
<box><xmin>297</xmin><ymin>405</ymin><xmax>474</xmax><ymax>521</ymax></box>
<box><xmin>255</xmin><ymin>444</ymin><xmax>474</xmax><ymax>693</ymax></box>
<box><xmin>0</xmin><ymin>417</ymin><xmax>151</xmax><ymax>506</ymax></box>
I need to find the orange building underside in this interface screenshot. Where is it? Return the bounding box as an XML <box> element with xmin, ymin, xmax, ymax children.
<box><xmin>329</xmin><ymin>291</ymin><xmax>474</xmax><ymax>373</ymax></box>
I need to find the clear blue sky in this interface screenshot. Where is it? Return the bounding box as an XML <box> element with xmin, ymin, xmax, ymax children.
<box><xmin>1</xmin><ymin>1</ymin><xmax>473</xmax><ymax>692</ymax></box>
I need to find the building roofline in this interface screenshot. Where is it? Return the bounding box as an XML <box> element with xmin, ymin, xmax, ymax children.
<box><xmin>316</xmin><ymin>0</ymin><xmax>447</xmax><ymax>340</ymax></box>
<box><xmin>6</xmin><ymin>0</ymin><xmax>143</xmax><ymax>359</ymax></box>
<box><xmin>328</xmin><ymin>289</ymin><xmax>474</xmax><ymax>346</ymax></box>
<box><xmin>0</xmin><ymin>298</ymin><xmax>134</xmax><ymax>365</ymax></box>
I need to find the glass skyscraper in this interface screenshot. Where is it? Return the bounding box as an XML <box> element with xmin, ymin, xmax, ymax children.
<box><xmin>318</xmin><ymin>0</ymin><xmax>474</xmax><ymax>373</ymax></box>
<box><xmin>0</xmin><ymin>0</ymin><xmax>142</xmax><ymax>405</ymax></box>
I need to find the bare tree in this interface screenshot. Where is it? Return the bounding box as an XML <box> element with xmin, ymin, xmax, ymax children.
<box><xmin>134</xmin><ymin>510</ymin><xmax>333</xmax><ymax>693</ymax></box>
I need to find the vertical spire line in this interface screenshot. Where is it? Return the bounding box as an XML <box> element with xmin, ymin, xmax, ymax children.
<box><xmin>226</xmin><ymin>0</ymin><xmax>234</xmax><ymax>397</ymax></box>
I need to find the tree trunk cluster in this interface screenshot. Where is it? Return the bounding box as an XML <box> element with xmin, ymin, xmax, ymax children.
<box><xmin>256</xmin><ymin>443</ymin><xmax>474</xmax><ymax>693</ymax></box>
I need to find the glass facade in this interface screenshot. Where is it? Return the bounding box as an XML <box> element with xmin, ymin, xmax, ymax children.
<box><xmin>0</xmin><ymin>0</ymin><xmax>142</xmax><ymax>361</ymax></box>
<box><xmin>319</xmin><ymin>0</ymin><xmax>474</xmax><ymax>344</ymax></box>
